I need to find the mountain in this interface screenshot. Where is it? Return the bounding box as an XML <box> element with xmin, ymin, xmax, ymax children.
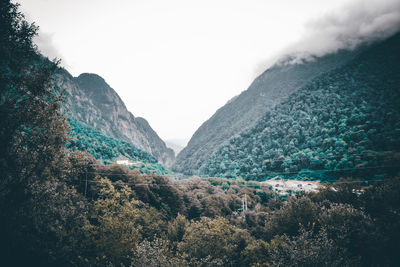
<box><xmin>165</xmin><ymin>139</ymin><xmax>187</xmax><ymax>154</ymax></box>
<box><xmin>67</xmin><ymin>119</ymin><xmax>171</xmax><ymax>175</ymax></box>
<box><xmin>173</xmin><ymin>47</ymin><xmax>364</xmax><ymax>175</ymax></box>
<box><xmin>199</xmin><ymin>33</ymin><xmax>400</xmax><ymax>181</ymax></box>
<box><xmin>57</xmin><ymin>71</ymin><xmax>175</xmax><ymax>166</ymax></box>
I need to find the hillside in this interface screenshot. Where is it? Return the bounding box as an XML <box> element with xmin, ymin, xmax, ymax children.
<box><xmin>66</xmin><ymin>119</ymin><xmax>171</xmax><ymax>176</ymax></box>
<box><xmin>57</xmin><ymin>71</ymin><xmax>175</xmax><ymax>166</ymax></box>
<box><xmin>3</xmin><ymin>2</ymin><xmax>400</xmax><ymax>266</ymax></box>
<box><xmin>200</xmin><ymin>33</ymin><xmax>400</xmax><ymax>181</ymax></box>
<box><xmin>173</xmin><ymin>48</ymin><xmax>362</xmax><ymax>174</ymax></box>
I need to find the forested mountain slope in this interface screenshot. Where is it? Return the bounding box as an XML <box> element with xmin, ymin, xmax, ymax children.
<box><xmin>174</xmin><ymin>48</ymin><xmax>362</xmax><ymax>174</ymax></box>
<box><xmin>57</xmin><ymin>71</ymin><xmax>175</xmax><ymax>166</ymax></box>
<box><xmin>3</xmin><ymin>2</ymin><xmax>400</xmax><ymax>265</ymax></box>
<box><xmin>200</xmin><ymin>33</ymin><xmax>400</xmax><ymax>181</ymax></box>
<box><xmin>67</xmin><ymin>119</ymin><xmax>171</xmax><ymax>175</ymax></box>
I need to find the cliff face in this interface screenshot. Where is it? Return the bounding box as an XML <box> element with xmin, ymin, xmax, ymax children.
<box><xmin>58</xmin><ymin>71</ymin><xmax>174</xmax><ymax>166</ymax></box>
<box><xmin>173</xmin><ymin>49</ymin><xmax>362</xmax><ymax>175</ymax></box>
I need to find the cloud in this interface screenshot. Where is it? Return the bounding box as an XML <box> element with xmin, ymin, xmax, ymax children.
<box><xmin>257</xmin><ymin>0</ymin><xmax>400</xmax><ymax>69</ymax></box>
<box><xmin>34</xmin><ymin>30</ymin><xmax>63</xmax><ymax>61</ymax></box>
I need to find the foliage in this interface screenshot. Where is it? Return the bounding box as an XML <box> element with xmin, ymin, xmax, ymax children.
<box><xmin>0</xmin><ymin>1</ymin><xmax>76</xmax><ymax>265</ymax></box>
<box><xmin>174</xmin><ymin>48</ymin><xmax>358</xmax><ymax>175</ymax></box>
<box><xmin>0</xmin><ymin>1</ymin><xmax>68</xmax><ymax>190</ymax></box>
<box><xmin>267</xmin><ymin>227</ymin><xmax>353</xmax><ymax>267</ymax></box>
<box><xmin>263</xmin><ymin>196</ymin><xmax>318</xmax><ymax>239</ymax></box>
<box><xmin>130</xmin><ymin>238</ymin><xmax>184</xmax><ymax>267</ymax></box>
<box><xmin>200</xmin><ymin>34</ymin><xmax>400</xmax><ymax>181</ymax></box>
<box><xmin>81</xmin><ymin>179</ymin><xmax>141</xmax><ymax>265</ymax></box>
<box><xmin>177</xmin><ymin>217</ymin><xmax>251</xmax><ymax>266</ymax></box>
<box><xmin>67</xmin><ymin>118</ymin><xmax>171</xmax><ymax>175</ymax></box>
<box><xmin>2</xmin><ymin>3</ymin><xmax>400</xmax><ymax>266</ymax></box>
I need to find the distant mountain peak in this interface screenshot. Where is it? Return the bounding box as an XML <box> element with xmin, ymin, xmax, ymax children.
<box><xmin>58</xmin><ymin>69</ymin><xmax>175</xmax><ymax>166</ymax></box>
<box><xmin>77</xmin><ymin>72</ymin><xmax>104</xmax><ymax>80</ymax></box>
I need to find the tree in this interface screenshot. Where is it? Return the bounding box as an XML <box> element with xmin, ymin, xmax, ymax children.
<box><xmin>167</xmin><ymin>213</ymin><xmax>188</xmax><ymax>248</ymax></box>
<box><xmin>0</xmin><ymin>1</ymin><xmax>67</xmax><ymax>189</ymax></box>
<box><xmin>130</xmin><ymin>238</ymin><xmax>184</xmax><ymax>267</ymax></box>
<box><xmin>264</xmin><ymin>196</ymin><xmax>318</xmax><ymax>240</ymax></box>
<box><xmin>82</xmin><ymin>178</ymin><xmax>141</xmax><ymax>266</ymax></box>
<box><xmin>0</xmin><ymin>1</ymin><xmax>70</xmax><ymax>265</ymax></box>
<box><xmin>178</xmin><ymin>217</ymin><xmax>251</xmax><ymax>266</ymax></box>
<box><xmin>268</xmin><ymin>227</ymin><xmax>354</xmax><ymax>267</ymax></box>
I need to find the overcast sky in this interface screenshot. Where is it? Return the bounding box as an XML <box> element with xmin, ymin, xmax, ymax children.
<box><xmin>17</xmin><ymin>0</ymin><xmax>400</xmax><ymax>146</ymax></box>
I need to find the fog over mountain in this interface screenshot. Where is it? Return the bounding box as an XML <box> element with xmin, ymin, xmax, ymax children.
<box><xmin>3</xmin><ymin>1</ymin><xmax>400</xmax><ymax>265</ymax></box>
<box><xmin>200</xmin><ymin>33</ymin><xmax>400</xmax><ymax>181</ymax></box>
<box><xmin>165</xmin><ymin>140</ymin><xmax>186</xmax><ymax>155</ymax></box>
<box><xmin>175</xmin><ymin>0</ymin><xmax>400</xmax><ymax>174</ymax></box>
<box><xmin>20</xmin><ymin>0</ymin><xmax>398</xmax><ymax>143</ymax></box>
<box><xmin>24</xmin><ymin>0</ymin><xmax>400</xmax><ymax>169</ymax></box>
<box><xmin>255</xmin><ymin>0</ymin><xmax>400</xmax><ymax>72</ymax></box>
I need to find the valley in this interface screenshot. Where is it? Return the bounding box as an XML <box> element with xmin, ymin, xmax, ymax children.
<box><xmin>62</xmin><ymin>33</ymin><xmax>400</xmax><ymax>186</ymax></box>
<box><xmin>1</xmin><ymin>1</ymin><xmax>400</xmax><ymax>266</ymax></box>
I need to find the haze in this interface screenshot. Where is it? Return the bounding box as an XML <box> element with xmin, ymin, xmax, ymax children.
<box><xmin>17</xmin><ymin>0</ymin><xmax>400</xmax><ymax>147</ymax></box>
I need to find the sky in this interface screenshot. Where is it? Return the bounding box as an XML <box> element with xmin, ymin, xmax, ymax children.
<box><xmin>17</xmin><ymin>0</ymin><xmax>400</xmax><ymax>146</ymax></box>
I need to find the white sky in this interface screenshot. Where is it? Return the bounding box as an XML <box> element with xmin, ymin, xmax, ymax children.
<box><xmin>17</xmin><ymin>0</ymin><xmax>375</xmax><ymax>145</ymax></box>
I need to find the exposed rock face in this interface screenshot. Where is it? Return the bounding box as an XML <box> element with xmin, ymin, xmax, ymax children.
<box><xmin>173</xmin><ymin>49</ymin><xmax>362</xmax><ymax>174</ymax></box>
<box><xmin>58</xmin><ymin>70</ymin><xmax>175</xmax><ymax>166</ymax></box>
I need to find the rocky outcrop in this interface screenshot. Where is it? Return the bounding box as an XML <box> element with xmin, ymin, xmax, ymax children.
<box><xmin>58</xmin><ymin>70</ymin><xmax>174</xmax><ymax>166</ymax></box>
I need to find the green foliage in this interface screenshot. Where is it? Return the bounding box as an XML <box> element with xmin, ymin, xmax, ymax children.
<box><xmin>267</xmin><ymin>228</ymin><xmax>353</xmax><ymax>266</ymax></box>
<box><xmin>200</xmin><ymin>34</ymin><xmax>400</xmax><ymax>181</ymax></box>
<box><xmin>177</xmin><ymin>217</ymin><xmax>251</xmax><ymax>266</ymax></box>
<box><xmin>264</xmin><ymin>197</ymin><xmax>318</xmax><ymax>239</ymax></box>
<box><xmin>67</xmin><ymin>118</ymin><xmax>171</xmax><ymax>176</ymax></box>
<box><xmin>168</xmin><ymin>214</ymin><xmax>188</xmax><ymax>246</ymax></box>
<box><xmin>3</xmin><ymin>3</ymin><xmax>400</xmax><ymax>266</ymax></box>
<box><xmin>81</xmin><ymin>179</ymin><xmax>141</xmax><ymax>265</ymax></box>
<box><xmin>174</xmin><ymin>48</ymin><xmax>359</xmax><ymax>175</ymax></box>
<box><xmin>130</xmin><ymin>238</ymin><xmax>184</xmax><ymax>267</ymax></box>
<box><xmin>26</xmin><ymin>179</ymin><xmax>89</xmax><ymax>265</ymax></box>
<box><xmin>0</xmin><ymin>1</ymin><xmax>68</xmax><ymax>187</ymax></box>
<box><xmin>0</xmin><ymin>1</ymin><xmax>76</xmax><ymax>265</ymax></box>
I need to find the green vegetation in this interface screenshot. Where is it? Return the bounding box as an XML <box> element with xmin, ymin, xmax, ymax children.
<box><xmin>200</xmin><ymin>34</ymin><xmax>400</xmax><ymax>181</ymax></box>
<box><xmin>67</xmin><ymin>119</ymin><xmax>171</xmax><ymax>176</ymax></box>
<box><xmin>174</xmin><ymin>47</ymin><xmax>359</xmax><ymax>175</ymax></box>
<box><xmin>1</xmin><ymin>2</ymin><xmax>400</xmax><ymax>266</ymax></box>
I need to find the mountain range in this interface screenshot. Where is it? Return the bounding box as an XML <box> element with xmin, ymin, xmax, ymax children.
<box><xmin>57</xmin><ymin>32</ymin><xmax>400</xmax><ymax>182</ymax></box>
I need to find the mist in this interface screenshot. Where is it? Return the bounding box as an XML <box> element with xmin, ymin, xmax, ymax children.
<box><xmin>256</xmin><ymin>0</ymin><xmax>400</xmax><ymax>71</ymax></box>
<box><xmin>20</xmin><ymin>0</ymin><xmax>400</xmax><ymax>142</ymax></box>
<box><xmin>33</xmin><ymin>30</ymin><xmax>64</xmax><ymax>62</ymax></box>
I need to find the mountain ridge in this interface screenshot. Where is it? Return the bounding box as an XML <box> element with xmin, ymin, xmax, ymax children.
<box><xmin>199</xmin><ymin>33</ymin><xmax>400</xmax><ymax>181</ymax></box>
<box><xmin>58</xmin><ymin>70</ymin><xmax>175</xmax><ymax>166</ymax></box>
<box><xmin>174</xmin><ymin>47</ymin><xmax>364</xmax><ymax>175</ymax></box>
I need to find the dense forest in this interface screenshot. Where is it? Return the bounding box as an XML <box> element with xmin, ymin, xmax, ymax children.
<box><xmin>200</xmin><ymin>33</ymin><xmax>400</xmax><ymax>182</ymax></box>
<box><xmin>67</xmin><ymin>119</ymin><xmax>171</xmax><ymax>176</ymax></box>
<box><xmin>1</xmin><ymin>2</ymin><xmax>400</xmax><ymax>266</ymax></box>
<box><xmin>174</xmin><ymin>48</ymin><xmax>359</xmax><ymax>175</ymax></box>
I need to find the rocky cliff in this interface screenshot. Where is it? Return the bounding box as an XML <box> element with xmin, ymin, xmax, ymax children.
<box><xmin>58</xmin><ymin>70</ymin><xmax>175</xmax><ymax>166</ymax></box>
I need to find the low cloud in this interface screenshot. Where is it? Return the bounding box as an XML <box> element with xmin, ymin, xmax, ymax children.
<box><xmin>34</xmin><ymin>30</ymin><xmax>63</xmax><ymax>61</ymax></box>
<box><xmin>257</xmin><ymin>0</ymin><xmax>400</xmax><ymax>70</ymax></box>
